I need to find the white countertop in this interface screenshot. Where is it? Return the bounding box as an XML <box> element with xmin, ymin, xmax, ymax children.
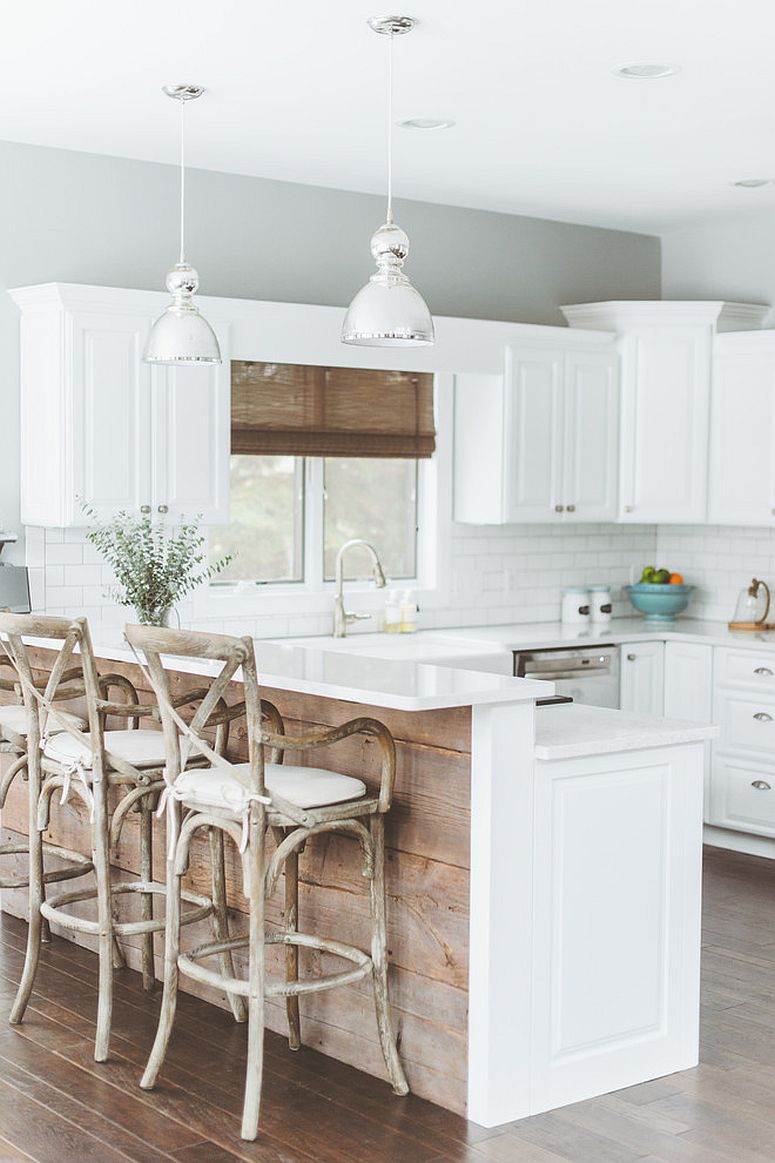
<box><xmin>28</xmin><ymin>634</ymin><xmax>551</xmax><ymax>714</ymax></box>
<box><xmin>278</xmin><ymin>616</ymin><xmax>775</xmax><ymax>663</ymax></box>
<box><xmin>534</xmin><ymin>703</ymin><xmax>719</xmax><ymax>760</ymax></box>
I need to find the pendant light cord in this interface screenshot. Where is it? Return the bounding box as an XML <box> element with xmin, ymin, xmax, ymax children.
<box><xmin>386</xmin><ymin>30</ymin><xmax>394</xmax><ymax>225</ymax></box>
<box><xmin>178</xmin><ymin>94</ymin><xmax>186</xmax><ymax>264</ymax></box>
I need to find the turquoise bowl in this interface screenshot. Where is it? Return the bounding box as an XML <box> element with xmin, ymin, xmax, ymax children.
<box><xmin>625</xmin><ymin>583</ymin><xmax>694</xmax><ymax>623</ymax></box>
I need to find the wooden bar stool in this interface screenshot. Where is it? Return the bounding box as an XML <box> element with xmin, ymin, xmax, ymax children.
<box><xmin>126</xmin><ymin>624</ymin><xmax>408</xmax><ymax>1142</ymax></box>
<box><xmin>0</xmin><ymin>612</ymin><xmax>235</xmax><ymax>1062</ymax></box>
<box><xmin>0</xmin><ymin>656</ymin><xmax>93</xmax><ymax>922</ymax></box>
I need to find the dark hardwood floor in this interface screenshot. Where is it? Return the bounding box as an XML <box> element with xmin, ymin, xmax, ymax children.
<box><xmin>0</xmin><ymin>845</ymin><xmax>774</xmax><ymax>1161</ymax></box>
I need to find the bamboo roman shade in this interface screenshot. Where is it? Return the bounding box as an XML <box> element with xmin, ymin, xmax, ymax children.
<box><xmin>231</xmin><ymin>361</ymin><xmax>436</xmax><ymax>458</ymax></box>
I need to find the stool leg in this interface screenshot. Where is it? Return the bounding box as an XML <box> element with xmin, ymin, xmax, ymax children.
<box><xmin>139</xmin><ymin>801</ymin><xmax>155</xmax><ymax>992</ymax></box>
<box><xmin>93</xmin><ymin>779</ymin><xmax>114</xmax><ymax>1063</ymax></box>
<box><xmin>208</xmin><ymin>826</ymin><xmax>247</xmax><ymax>1023</ymax></box>
<box><xmin>241</xmin><ymin>811</ymin><xmax>266</xmax><ymax>1141</ymax></box>
<box><xmin>9</xmin><ymin>779</ymin><xmax>44</xmax><ymax>1026</ymax></box>
<box><xmin>369</xmin><ymin>814</ymin><xmax>408</xmax><ymax>1096</ymax></box>
<box><xmin>141</xmin><ymin>800</ymin><xmax>181</xmax><ymax>1090</ymax></box>
<box><xmin>284</xmin><ymin>847</ymin><xmax>301</xmax><ymax>1050</ymax></box>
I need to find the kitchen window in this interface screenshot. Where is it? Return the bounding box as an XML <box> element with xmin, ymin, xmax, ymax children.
<box><xmin>208</xmin><ymin>361</ymin><xmax>432</xmax><ymax>589</ymax></box>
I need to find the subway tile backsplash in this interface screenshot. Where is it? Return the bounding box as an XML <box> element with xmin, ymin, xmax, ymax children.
<box><xmin>31</xmin><ymin>521</ymin><xmax>767</xmax><ymax>634</ymax></box>
<box><xmin>29</xmin><ymin>522</ymin><xmax>661</xmax><ymax>636</ymax></box>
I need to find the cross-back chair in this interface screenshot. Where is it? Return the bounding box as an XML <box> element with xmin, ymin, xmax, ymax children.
<box><xmin>126</xmin><ymin>623</ymin><xmax>408</xmax><ymax>1142</ymax></box>
<box><xmin>0</xmin><ymin>612</ymin><xmax>241</xmax><ymax>1062</ymax></box>
<box><xmin>0</xmin><ymin>652</ymin><xmax>93</xmax><ymax>922</ymax></box>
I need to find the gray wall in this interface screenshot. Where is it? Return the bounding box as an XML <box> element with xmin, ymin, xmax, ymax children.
<box><xmin>662</xmin><ymin>209</ymin><xmax>775</xmax><ymax>322</ymax></box>
<box><xmin>0</xmin><ymin>138</ymin><xmax>661</xmax><ymax>552</ymax></box>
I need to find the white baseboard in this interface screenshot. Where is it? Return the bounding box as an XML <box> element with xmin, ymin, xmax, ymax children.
<box><xmin>704</xmin><ymin>824</ymin><xmax>775</xmax><ymax>860</ymax></box>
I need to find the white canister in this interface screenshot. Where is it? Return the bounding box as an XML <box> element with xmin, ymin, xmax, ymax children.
<box><xmin>561</xmin><ymin>587</ymin><xmax>590</xmax><ymax>626</ymax></box>
<box><xmin>589</xmin><ymin>584</ymin><xmax>613</xmax><ymax>625</ymax></box>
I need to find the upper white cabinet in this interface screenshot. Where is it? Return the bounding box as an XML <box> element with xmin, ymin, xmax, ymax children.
<box><xmin>708</xmin><ymin>332</ymin><xmax>775</xmax><ymax>526</ymax></box>
<box><xmin>453</xmin><ymin>332</ymin><xmax>618</xmax><ymax>524</ymax></box>
<box><xmin>562</xmin><ymin>301</ymin><xmax>768</xmax><ymax>525</ymax></box>
<box><xmin>11</xmin><ymin>284</ymin><xmax>230</xmax><ymax>527</ymax></box>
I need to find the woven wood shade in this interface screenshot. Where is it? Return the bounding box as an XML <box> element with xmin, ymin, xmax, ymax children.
<box><xmin>231</xmin><ymin>361</ymin><xmax>436</xmax><ymax>458</ymax></box>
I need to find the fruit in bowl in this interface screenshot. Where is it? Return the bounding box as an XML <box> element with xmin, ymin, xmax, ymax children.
<box><xmin>627</xmin><ymin>566</ymin><xmax>693</xmax><ymax>622</ymax></box>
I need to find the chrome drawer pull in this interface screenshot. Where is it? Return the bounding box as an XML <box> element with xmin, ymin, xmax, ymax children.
<box><xmin>754</xmin><ymin>667</ymin><xmax>774</xmax><ymax>676</ymax></box>
<box><xmin>626</xmin><ymin>654</ymin><xmax>637</xmax><ymax>661</ymax></box>
<box><xmin>754</xmin><ymin>712</ymin><xmax>773</xmax><ymax>721</ymax></box>
<box><xmin>752</xmin><ymin>780</ymin><xmax>772</xmax><ymax>790</ymax></box>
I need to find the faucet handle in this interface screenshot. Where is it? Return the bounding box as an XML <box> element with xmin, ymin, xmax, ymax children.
<box><xmin>346</xmin><ymin>611</ymin><xmax>372</xmax><ymax>624</ymax></box>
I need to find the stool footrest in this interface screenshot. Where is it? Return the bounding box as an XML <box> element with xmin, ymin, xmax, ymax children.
<box><xmin>41</xmin><ymin>879</ymin><xmax>213</xmax><ymax>938</ymax></box>
<box><xmin>178</xmin><ymin>931</ymin><xmax>373</xmax><ymax>998</ymax></box>
<box><xmin>0</xmin><ymin>841</ymin><xmax>93</xmax><ymax>890</ymax></box>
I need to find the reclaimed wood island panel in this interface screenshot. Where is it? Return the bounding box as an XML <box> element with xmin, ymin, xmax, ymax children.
<box><xmin>1</xmin><ymin>648</ymin><xmax>476</xmax><ymax>1113</ymax></box>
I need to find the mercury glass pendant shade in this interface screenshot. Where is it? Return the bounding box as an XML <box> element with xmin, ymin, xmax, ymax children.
<box><xmin>341</xmin><ymin>221</ymin><xmax>434</xmax><ymax>346</ymax></box>
<box><xmin>144</xmin><ymin>262</ymin><xmax>221</xmax><ymax>364</ymax></box>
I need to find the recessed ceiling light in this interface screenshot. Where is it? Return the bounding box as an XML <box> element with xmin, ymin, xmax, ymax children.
<box><xmin>732</xmin><ymin>178</ymin><xmax>774</xmax><ymax>188</ymax></box>
<box><xmin>398</xmin><ymin>117</ymin><xmax>455</xmax><ymax>130</ymax></box>
<box><xmin>613</xmin><ymin>63</ymin><xmax>681</xmax><ymax>80</ymax></box>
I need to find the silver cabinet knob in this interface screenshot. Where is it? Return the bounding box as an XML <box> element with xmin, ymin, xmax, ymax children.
<box><xmin>140</xmin><ymin>505</ymin><xmax>151</xmax><ymax>514</ymax></box>
<box><xmin>754</xmin><ymin>667</ymin><xmax>774</xmax><ymax>676</ymax></box>
<box><xmin>624</xmin><ymin>505</ymin><xmax>633</xmax><ymax>513</ymax></box>
<box><xmin>158</xmin><ymin>504</ymin><xmax>169</xmax><ymax>514</ymax></box>
<box><xmin>554</xmin><ymin>504</ymin><xmax>564</xmax><ymax>513</ymax></box>
<box><xmin>566</xmin><ymin>504</ymin><xmax>576</xmax><ymax>513</ymax></box>
<box><xmin>627</xmin><ymin>653</ymin><xmax>637</xmax><ymax>661</ymax></box>
<box><xmin>752</xmin><ymin>780</ymin><xmax>772</xmax><ymax>790</ymax></box>
<box><xmin>753</xmin><ymin>711</ymin><xmax>773</xmax><ymax>721</ymax></box>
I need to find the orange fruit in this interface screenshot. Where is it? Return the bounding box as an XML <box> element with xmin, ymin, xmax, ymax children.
<box><xmin>669</xmin><ymin>572</ymin><xmax>684</xmax><ymax>585</ymax></box>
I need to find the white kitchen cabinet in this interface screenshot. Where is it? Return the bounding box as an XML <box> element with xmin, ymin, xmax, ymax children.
<box><xmin>453</xmin><ymin>334</ymin><xmax>618</xmax><ymax>524</ymax></box>
<box><xmin>531</xmin><ymin>740</ymin><xmax>703</xmax><ymax>1115</ymax></box>
<box><xmin>663</xmin><ymin>641</ymin><xmax>713</xmax><ymax>723</ymax></box>
<box><xmin>620</xmin><ymin>640</ymin><xmax>665</xmax><ymax>715</ymax></box>
<box><xmin>11</xmin><ymin>283</ymin><xmax>230</xmax><ymax>527</ymax></box>
<box><xmin>708</xmin><ymin>333</ymin><xmax>775</xmax><ymax>526</ymax></box>
<box><xmin>561</xmin><ymin>301</ymin><xmax>767</xmax><ymax>525</ymax></box>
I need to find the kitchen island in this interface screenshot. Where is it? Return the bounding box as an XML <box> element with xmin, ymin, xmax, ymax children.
<box><xmin>0</xmin><ymin>632</ymin><xmax>716</xmax><ymax>1127</ymax></box>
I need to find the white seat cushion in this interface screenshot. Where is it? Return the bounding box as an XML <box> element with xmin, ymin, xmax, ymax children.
<box><xmin>43</xmin><ymin>729</ymin><xmax>167</xmax><ymax>770</ymax></box>
<box><xmin>175</xmin><ymin>762</ymin><xmax>367</xmax><ymax>813</ymax></box>
<box><xmin>0</xmin><ymin>704</ymin><xmax>86</xmax><ymax>739</ymax></box>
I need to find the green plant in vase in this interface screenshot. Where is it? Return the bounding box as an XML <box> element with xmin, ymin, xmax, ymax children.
<box><xmin>83</xmin><ymin>506</ymin><xmax>232</xmax><ymax>626</ymax></box>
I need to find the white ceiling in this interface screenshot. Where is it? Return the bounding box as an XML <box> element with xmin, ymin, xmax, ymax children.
<box><xmin>3</xmin><ymin>0</ymin><xmax>775</xmax><ymax>233</ymax></box>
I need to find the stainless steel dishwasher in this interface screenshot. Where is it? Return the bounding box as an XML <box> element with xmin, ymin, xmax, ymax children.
<box><xmin>513</xmin><ymin>644</ymin><xmax>620</xmax><ymax>708</ymax></box>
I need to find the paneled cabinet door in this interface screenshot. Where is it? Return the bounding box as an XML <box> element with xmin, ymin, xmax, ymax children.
<box><xmin>708</xmin><ymin>335</ymin><xmax>775</xmax><ymax>526</ymax></box>
<box><xmin>563</xmin><ymin>350</ymin><xmax>618</xmax><ymax>521</ymax></box>
<box><xmin>151</xmin><ymin>334</ymin><xmax>231</xmax><ymax>525</ymax></box>
<box><xmin>71</xmin><ymin>310</ymin><xmax>153</xmax><ymax>522</ymax></box>
<box><xmin>618</xmin><ymin>329</ymin><xmax>710</xmax><ymax>523</ymax></box>
<box><xmin>503</xmin><ymin>346</ymin><xmax>565</xmax><ymax>522</ymax></box>
<box><xmin>663</xmin><ymin>642</ymin><xmax>713</xmax><ymax>723</ymax></box>
<box><xmin>620</xmin><ymin>641</ymin><xmax>665</xmax><ymax>716</ymax></box>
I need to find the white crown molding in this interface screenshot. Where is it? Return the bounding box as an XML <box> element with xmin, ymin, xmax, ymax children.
<box><xmin>561</xmin><ymin>300</ymin><xmax>770</xmax><ymax>333</ymax></box>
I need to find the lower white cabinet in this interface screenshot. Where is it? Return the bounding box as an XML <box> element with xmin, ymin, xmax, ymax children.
<box><xmin>709</xmin><ymin>755</ymin><xmax>775</xmax><ymax>836</ymax></box>
<box><xmin>663</xmin><ymin>642</ymin><xmax>713</xmax><ymax>722</ymax></box>
<box><xmin>531</xmin><ymin>742</ymin><xmax>703</xmax><ymax>1113</ymax></box>
<box><xmin>619</xmin><ymin>641</ymin><xmax>665</xmax><ymax>715</ymax></box>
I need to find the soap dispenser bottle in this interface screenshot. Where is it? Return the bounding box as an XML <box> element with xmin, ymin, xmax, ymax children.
<box><xmin>383</xmin><ymin>591</ymin><xmax>401</xmax><ymax>634</ymax></box>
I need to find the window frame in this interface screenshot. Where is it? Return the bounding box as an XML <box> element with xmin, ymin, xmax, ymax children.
<box><xmin>193</xmin><ymin>372</ymin><xmax>453</xmax><ymax>622</ymax></box>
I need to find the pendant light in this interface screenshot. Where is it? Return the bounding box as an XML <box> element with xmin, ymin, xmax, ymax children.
<box><xmin>144</xmin><ymin>85</ymin><xmax>221</xmax><ymax>365</ymax></box>
<box><xmin>341</xmin><ymin>16</ymin><xmax>434</xmax><ymax>347</ymax></box>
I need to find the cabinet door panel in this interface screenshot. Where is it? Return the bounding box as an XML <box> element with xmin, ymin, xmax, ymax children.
<box><xmin>563</xmin><ymin>351</ymin><xmax>618</xmax><ymax>521</ymax></box>
<box><xmin>708</xmin><ymin>340</ymin><xmax>775</xmax><ymax>526</ymax></box>
<box><xmin>73</xmin><ymin>312</ymin><xmax>152</xmax><ymax>521</ymax></box>
<box><xmin>709</xmin><ymin>755</ymin><xmax>775</xmax><ymax>836</ymax></box>
<box><xmin>504</xmin><ymin>346</ymin><xmax>564</xmax><ymax>522</ymax></box>
<box><xmin>620</xmin><ymin>641</ymin><xmax>665</xmax><ymax>715</ymax></box>
<box><xmin>663</xmin><ymin>642</ymin><xmax>712</xmax><ymax>723</ymax></box>
<box><xmin>619</xmin><ymin>331</ymin><xmax>709</xmax><ymax>523</ymax></box>
<box><xmin>153</xmin><ymin>335</ymin><xmax>230</xmax><ymax>524</ymax></box>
